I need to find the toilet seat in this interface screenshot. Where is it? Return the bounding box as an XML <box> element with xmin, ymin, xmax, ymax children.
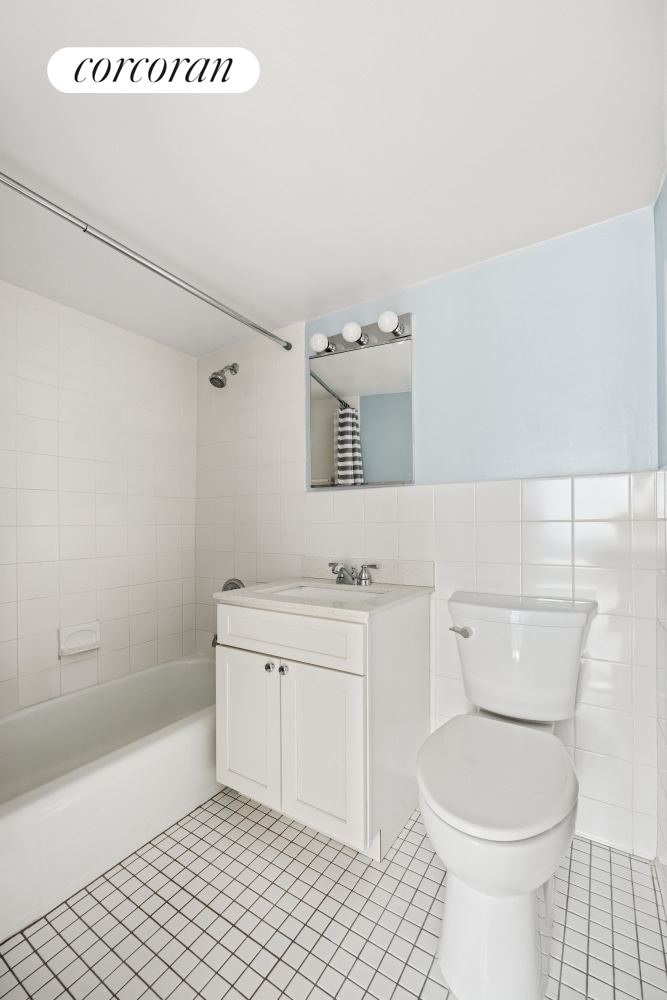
<box><xmin>417</xmin><ymin>714</ymin><xmax>578</xmax><ymax>842</ymax></box>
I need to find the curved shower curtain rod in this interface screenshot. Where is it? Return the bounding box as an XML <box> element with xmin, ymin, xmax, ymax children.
<box><xmin>0</xmin><ymin>170</ymin><xmax>292</xmax><ymax>351</ymax></box>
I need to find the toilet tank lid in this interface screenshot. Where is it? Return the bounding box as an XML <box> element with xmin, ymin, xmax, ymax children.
<box><xmin>448</xmin><ymin>591</ymin><xmax>597</xmax><ymax>627</ymax></box>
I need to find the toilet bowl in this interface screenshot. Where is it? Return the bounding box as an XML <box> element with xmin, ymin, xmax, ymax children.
<box><xmin>418</xmin><ymin>592</ymin><xmax>596</xmax><ymax>1000</ymax></box>
<box><xmin>418</xmin><ymin>714</ymin><xmax>578</xmax><ymax>1000</ymax></box>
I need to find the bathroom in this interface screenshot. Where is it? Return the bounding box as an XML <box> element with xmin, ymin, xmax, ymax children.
<box><xmin>1</xmin><ymin>3</ymin><xmax>666</xmax><ymax>999</ymax></box>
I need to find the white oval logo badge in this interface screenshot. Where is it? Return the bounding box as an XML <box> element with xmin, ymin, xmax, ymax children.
<box><xmin>48</xmin><ymin>47</ymin><xmax>260</xmax><ymax>94</ymax></box>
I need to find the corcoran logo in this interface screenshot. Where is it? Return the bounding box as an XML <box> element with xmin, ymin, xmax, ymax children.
<box><xmin>47</xmin><ymin>47</ymin><xmax>260</xmax><ymax>94</ymax></box>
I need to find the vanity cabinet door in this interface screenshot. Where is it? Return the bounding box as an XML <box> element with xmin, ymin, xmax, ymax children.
<box><xmin>215</xmin><ymin>646</ymin><xmax>281</xmax><ymax>810</ymax></box>
<box><xmin>280</xmin><ymin>660</ymin><xmax>366</xmax><ymax>850</ymax></box>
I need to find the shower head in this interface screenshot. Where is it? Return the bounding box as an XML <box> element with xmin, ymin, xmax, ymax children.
<box><xmin>209</xmin><ymin>363</ymin><xmax>239</xmax><ymax>388</ymax></box>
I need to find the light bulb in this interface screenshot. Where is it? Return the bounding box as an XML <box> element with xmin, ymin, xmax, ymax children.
<box><xmin>342</xmin><ymin>321</ymin><xmax>363</xmax><ymax>343</ymax></box>
<box><xmin>377</xmin><ymin>310</ymin><xmax>400</xmax><ymax>334</ymax></box>
<box><xmin>310</xmin><ymin>333</ymin><xmax>330</xmax><ymax>353</ymax></box>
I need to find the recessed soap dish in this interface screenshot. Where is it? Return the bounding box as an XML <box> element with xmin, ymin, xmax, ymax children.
<box><xmin>59</xmin><ymin>621</ymin><xmax>101</xmax><ymax>658</ymax></box>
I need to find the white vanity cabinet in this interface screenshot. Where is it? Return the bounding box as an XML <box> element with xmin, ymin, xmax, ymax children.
<box><xmin>214</xmin><ymin>581</ymin><xmax>431</xmax><ymax>860</ymax></box>
<box><xmin>216</xmin><ymin>646</ymin><xmax>365</xmax><ymax>847</ymax></box>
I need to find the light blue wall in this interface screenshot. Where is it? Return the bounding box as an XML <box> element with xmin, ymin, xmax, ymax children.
<box><xmin>306</xmin><ymin>209</ymin><xmax>657</xmax><ymax>483</ymax></box>
<box><xmin>359</xmin><ymin>392</ymin><xmax>413</xmax><ymax>483</ymax></box>
<box><xmin>655</xmin><ymin>182</ymin><xmax>667</xmax><ymax>467</ymax></box>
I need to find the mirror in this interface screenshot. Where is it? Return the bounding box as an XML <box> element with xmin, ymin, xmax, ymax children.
<box><xmin>309</xmin><ymin>323</ymin><xmax>413</xmax><ymax>489</ymax></box>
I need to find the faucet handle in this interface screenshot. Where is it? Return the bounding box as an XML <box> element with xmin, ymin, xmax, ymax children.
<box><xmin>358</xmin><ymin>563</ymin><xmax>379</xmax><ymax>586</ymax></box>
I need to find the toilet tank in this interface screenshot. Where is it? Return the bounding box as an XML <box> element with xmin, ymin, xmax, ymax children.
<box><xmin>448</xmin><ymin>592</ymin><xmax>597</xmax><ymax>722</ymax></box>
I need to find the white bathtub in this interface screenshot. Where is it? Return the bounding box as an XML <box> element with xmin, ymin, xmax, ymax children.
<box><xmin>0</xmin><ymin>654</ymin><xmax>219</xmax><ymax>942</ymax></box>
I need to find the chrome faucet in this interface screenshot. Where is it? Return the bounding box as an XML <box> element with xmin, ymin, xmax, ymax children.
<box><xmin>329</xmin><ymin>562</ymin><xmax>379</xmax><ymax>586</ymax></box>
<box><xmin>329</xmin><ymin>562</ymin><xmax>357</xmax><ymax>585</ymax></box>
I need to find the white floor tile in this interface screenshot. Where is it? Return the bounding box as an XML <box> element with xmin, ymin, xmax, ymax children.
<box><xmin>4</xmin><ymin>790</ymin><xmax>667</xmax><ymax>1000</ymax></box>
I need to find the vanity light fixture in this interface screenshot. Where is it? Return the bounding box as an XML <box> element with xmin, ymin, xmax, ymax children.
<box><xmin>341</xmin><ymin>321</ymin><xmax>369</xmax><ymax>347</ymax></box>
<box><xmin>309</xmin><ymin>332</ymin><xmax>336</xmax><ymax>354</ymax></box>
<box><xmin>377</xmin><ymin>310</ymin><xmax>405</xmax><ymax>337</ymax></box>
<box><xmin>309</xmin><ymin>311</ymin><xmax>412</xmax><ymax>356</ymax></box>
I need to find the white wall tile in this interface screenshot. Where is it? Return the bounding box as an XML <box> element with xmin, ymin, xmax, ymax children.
<box><xmin>578</xmin><ymin>659</ymin><xmax>632</xmax><ymax>713</ymax></box>
<box><xmin>632</xmin><ymin>569</ymin><xmax>657</xmax><ymax>618</ymax></box>
<box><xmin>16</xmin><ymin>453</ymin><xmax>58</xmax><ymax>491</ymax></box>
<box><xmin>476</xmin><ymin>563</ymin><xmax>521</xmax><ymax>594</ymax></box>
<box><xmin>397</xmin><ymin>485</ymin><xmax>434</xmax><ymax>523</ymax></box>
<box><xmin>522</xmin><ymin>564</ymin><xmax>572</xmax><ymax>599</ymax></box>
<box><xmin>17</xmin><ymin>631</ymin><xmax>59</xmax><ymax>676</ymax></box>
<box><xmin>574</xmin><ymin>521</ymin><xmax>632</xmax><ymax>568</ymax></box>
<box><xmin>475</xmin><ymin>480</ymin><xmax>520</xmax><ymax>521</ymax></box>
<box><xmin>18</xmin><ymin>667</ymin><xmax>60</xmax><ymax>708</ymax></box>
<box><xmin>574</xmin><ymin>474</ymin><xmax>630</xmax><ymax>520</ymax></box>
<box><xmin>574</xmin><ymin>749</ymin><xmax>633</xmax><ymax>809</ymax></box>
<box><xmin>434</xmin><ymin>561</ymin><xmax>476</xmax><ymax>599</ymax></box>
<box><xmin>398</xmin><ymin>522</ymin><xmax>434</xmax><ymax>561</ymax></box>
<box><xmin>576</xmin><ymin>797</ymin><xmax>633</xmax><ymax>854</ymax></box>
<box><xmin>17</xmin><ymin>526</ymin><xmax>58</xmax><ymax>563</ymax></box>
<box><xmin>334</xmin><ymin>523</ymin><xmax>365</xmax><ymax>559</ymax></box>
<box><xmin>15</xmin><ymin>415</ymin><xmax>58</xmax><ymax>455</ymax></box>
<box><xmin>434</xmin><ymin>483</ymin><xmax>475</xmax><ymax>522</ymax></box>
<box><xmin>521</xmin><ymin>477</ymin><xmax>571</xmax><ymax>521</ymax></box>
<box><xmin>632</xmin><ymin>521</ymin><xmax>657</xmax><ymax>569</ymax></box>
<box><xmin>633</xmin><ymin>618</ymin><xmax>657</xmax><ymax>667</ymax></box>
<box><xmin>476</xmin><ymin>522</ymin><xmax>520</xmax><ymax>563</ymax></box>
<box><xmin>522</xmin><ymin>521</ymin><xmax>572</xmax><ymax>565</ymax></box>
<box><xmin>575</xmin><ymin>703</ymin><xmax>634</xmax><ymax>760</ymax></box>
<box><xmin>18</xmin><ymin>597</ymin><xmax>59</xmax><ymax>638</ymax></box>
<box><xmin>583</xmin><ymin>614</ymin><xmax>632</xmax><ymax>664</ymax></box>
<box><xmin>0</xmin><ymin>603</ymin><xmax>16</xmax><ymax>643</ymax></box>
<box><xmin>364</xmin><ymin>522</ymin><xmax>398</xmax><ymax>559</ymax></box>
<box><xmin>61</xmin><ymin>657</ymin><xmax>98</xmax><ymax>695</ymax></box>
<box><xmin>631</xmin><ymin>472</ymin><xmax>656</xmax><ymax>520</ymax></box>
<box><xmin>0</xmin><ymin>565</ymin><xmax>16</xmax><ymax>604</ymax></box>
<box><xmin>574</xmin><ymin>567</ymin><xmax>632</xmax><ymax>616</ymax></box>
<box><xmin>334</xmin><ymin>490</ymin><xmax>364</xmax><ymax>523</ymax></box>
<box><xmin>17</xmin><ymin>490</ymin><xmax>58</xmax><ymax>526</ymax></box>
<box><xmin>435</xmin><ymin>523</ymin><xmax>475</xmax><ymax>562</ymax></box>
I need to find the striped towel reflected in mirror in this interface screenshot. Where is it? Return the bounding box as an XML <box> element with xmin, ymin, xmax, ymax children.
<box><xmin>335</xmin><ymin>406</ymin><xmax>364</xmax><ymax>486</ymax></box>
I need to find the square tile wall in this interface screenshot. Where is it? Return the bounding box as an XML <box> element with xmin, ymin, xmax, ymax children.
<box><xmin>194</xmin><ymin>323</ymin><xmax>308</xmax><ymax>641</ymax></box>
<box><xmin>194</xmin><ymin>341</ymin><xmax>659</xmax><ymax>858</ymax></box>
<box><xmin>0</xmin><ymin>280</ymin><xmax>197</xmax><ymax>717</ymax></box>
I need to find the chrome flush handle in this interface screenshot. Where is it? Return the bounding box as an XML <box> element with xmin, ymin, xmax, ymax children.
<box><xmin>449</xmin><ymin>626</ymin><xmax>473</xmax><ymax>638</ymax></box>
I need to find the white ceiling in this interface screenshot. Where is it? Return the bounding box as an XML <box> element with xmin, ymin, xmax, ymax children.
<box><xmin>0</xmin><ymin>1</ymin><xmax>664</xmax><ymax>358</ymax></box>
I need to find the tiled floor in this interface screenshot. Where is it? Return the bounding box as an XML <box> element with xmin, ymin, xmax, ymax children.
<box><xmin>2</xmin><ymin>790</ymin><xmax>667</xmax><ymax>1000</ymax></box>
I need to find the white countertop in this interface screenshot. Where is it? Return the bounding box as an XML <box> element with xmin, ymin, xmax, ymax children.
<box><xmin>213</xmin><ymin>578</ymin><xmax>433</xmax><ymax>622</ymax></box>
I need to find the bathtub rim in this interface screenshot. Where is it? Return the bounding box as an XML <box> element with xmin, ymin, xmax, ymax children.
<box><xmin>0</xmin><ymin>652</ymin><xmax>215</xmax><ymax>806</ymax></box>
<box><xmin>0</xmin><ymin>703</ymin><xmax>216</xmax><ymax>818</ymax></box>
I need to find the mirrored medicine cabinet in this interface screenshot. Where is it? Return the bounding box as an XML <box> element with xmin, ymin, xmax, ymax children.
<box><xmin>308</xmin><ymin>313</ymin><xmax>414</xmax><ymax>489</ymax></box>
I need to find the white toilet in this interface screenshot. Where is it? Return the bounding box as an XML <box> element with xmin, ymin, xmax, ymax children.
<box><xmin>417</xmin><ymin>591</ymin><xmax>596</xmax><ymax>1000</ymax></box>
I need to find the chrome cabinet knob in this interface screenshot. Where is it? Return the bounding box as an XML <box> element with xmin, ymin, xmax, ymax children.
<box><xmin>278</xmin><ymin>664</ymin><xmax>289</xmax><ymax>675</ymax></box>
<box><xmin>265</xmin><ymin>662</ymin><xmax>275</xmax><ymax>673</ymax></box>
<box><xmin>212</xmin><ymin>633</ymin><xmax>218</xmax><ymax>647</ymax></box>
<box><xmin>449</xmin><ymin>626</ymin><xmax>473</xmax><ymax>638</ymax></box>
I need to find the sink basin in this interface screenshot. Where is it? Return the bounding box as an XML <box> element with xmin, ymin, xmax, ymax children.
<box><xmin>272</xmin><ymin>586</ymin><xmax>380</xmax><ymax>603</ymax></box>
